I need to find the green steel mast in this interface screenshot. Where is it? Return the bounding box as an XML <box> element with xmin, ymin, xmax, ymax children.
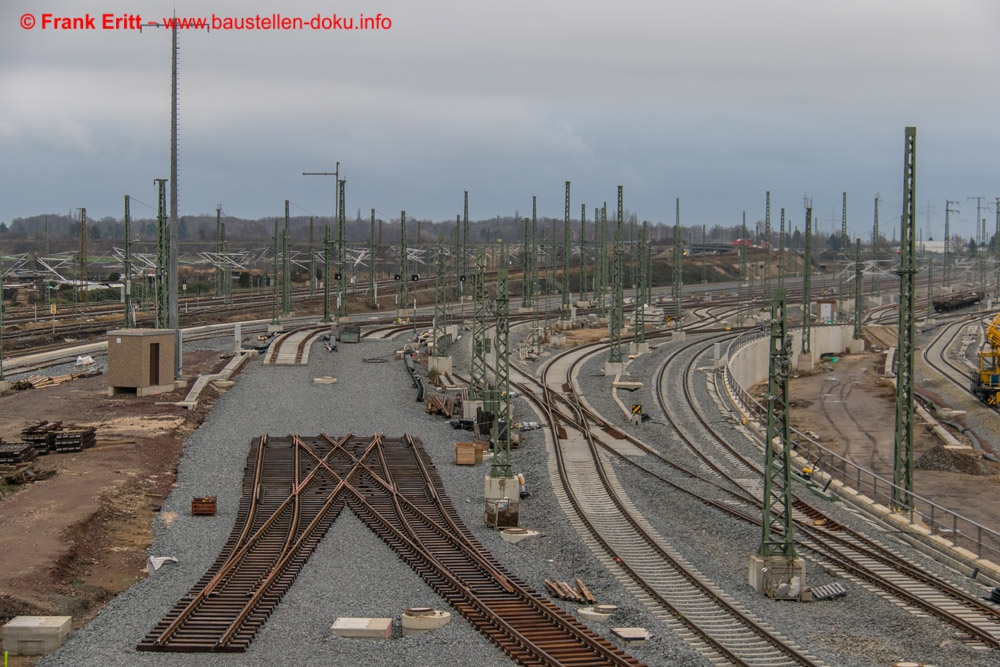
<box><xmin>282</xmin><ymin>200</ymin><xmax>291</xmax><ymax>316</ymax></box>
<box><xmin>777</xmin><ymin>208</ymin><xmax>785</xmax><ymax>289</ymax></box>
<box><xmin>337</xmin><ymin>180</ymin><xmax>347</xmax><ymax>318</ymax></box>
<box><xmin>634</xmin><ymin>220</ymin><xmax>646</xmax><ymax>345</ymax></box>
<box><xmin>579</xmin><ymin>203</ymin><xmax>588</xmax><ymax>302</ymax></box>
<box><xmin>433</xmin><ymin>236</ymin><xmax>448</xmax><ymax>357</ymax></box>
<box><xmin>763</xmin><ymin>191</ymin><xmax>772</xmax><ymax>305</ymax></box>
<box><xmin>561</xmin><ymin>181</ymin><xmax>571</xmax><ymax>321</ymax></box>
<box><xmin>872</xmin><ymin>197</ymin><xmax>881</xmax><ymax>295</ymax></box>
<box><xmin>673</xmin><ymin>200</ymin><xmax>683</xmax><ymax>331</ymax></box>
<box><xmin>801</xmin><ymin>207</ymin><xmax>812</xmax><ymax>357</ymax></box>
<box><xmin>596</xmin><ymin>204</ymin><xmax>608</xmax><ymax>318</ymax></box>
<box><xmin>490</xmin><ymin>241</ymin><xmax>513</xmax><ymax>479</ymax></box>
<box><xmin>123</xmin><ymin>195</ymin><xmax>135</xmax><ymax>328</ymax></box>
<box><xmin>322</xmin><ymin>224</ymin><xmax>332</xmax><ymax>323</ymax></box>
<box><xmin>154</xmin><ymin>179</ymin><xmax>169</xmax><ymax>330</ymax></box>
<box><xmin>758</xmin><ymin>287</ymin><xmax>796</xmax><ymax>560</ymax></box>
<box><xmin>893</xmin><ymin>127</ymin><xmax>918</xmax><ymax>512</ymax></box>
<box><xmin>854</xmin><ymin>238</ymin><xmax>864</xmax><ymax>339</ymax></box>
<box><xmin>608</xmin><ymin>187</ymin><xmax>624</xmax><ymax>366</ymax></box>
<box><xmin>369</xmin><ymin>210</ymin><xmax>377</xmax><ymax>308</ymax></box>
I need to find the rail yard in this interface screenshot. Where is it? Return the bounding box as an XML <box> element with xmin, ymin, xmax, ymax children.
<box><xmin>1</xmin><ymin>262</ymin><xmax>999</xmax><ymax>667</ymax></box>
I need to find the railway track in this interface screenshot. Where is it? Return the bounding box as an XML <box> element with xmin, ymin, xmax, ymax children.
<box><xmin>500</xmin><ymin>328</ymin><xmax>1000</xmax><ymax>655</ymax></box>
<box><xmin>653</xmin><ymin>335</ymin><xmax>1000</xmax><ymax>649</ymax></box>
<box><xmin>139</xmin><ymin>433</ymin><xmax>644</xmax><ymax>665</ymax></box>
<box><xmin>502</xmin><ymin>337</ymin><xmax>823</xmax><ymax>666</ymax></box>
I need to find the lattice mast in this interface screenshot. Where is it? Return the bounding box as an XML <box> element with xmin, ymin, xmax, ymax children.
<box><xmin>762</xmin><ymin>191</ymin><xmax>772</xmax><ymax>305</ymax></box>
<box><xmin>579</xmin><ymin>203</ymin><xmax>588</xmax><ymax>302</ymax></box>
<box><xmin>561</xmin><ymin>181</ymin><xmax>572</xmax><ymax>321</ymax></box>
<box><xmin>854</xmin><ymin>238</ymin><xmax>864</xmax><ymax>339</ymax></box>
<box><xmin>521</xmin><ymin>213</ymin><xmax>531</xmax><ymax>309</ymax></box>
<box><xmin>738</xmin><ymin>211</ymin><xmax>747</xmax><ymax>327</ymax></box>
<box><xmin>872</xmin><ymin>197</ymin><xmax>881</xmax><ymax>295</ymax></box>
<box><xmin>758</xmin><ymin>287</ymin><xmax>797</xmax><ymax>559</ymax></box>
<box><xmin>943</xmin><ymin>200</ymin><xmax>958</xmax><ymax>288</ymax></box>
<box><xmin>321</xmin><ymin>223</ymin><xmax>331</xmax><ymax>323</ymax></box>
<box><xmin>124</xmin><ymin>196</ymin><xmax>135</xmax><ymax>328</ymax></box>
<box><xmin>673</xmin><ymin>199</ymin><xmax>683</xmax><ymax>331</ymax></box>
<box><xmin>78</xmin><ymin>208</ymin><xmax>88</xmax><ymax>305</ymax></box>
<box><xmin>282</xmin><ymin>201</ymin><xmax>291</xmax><ymax>316</ymax></box>
<box><xmin>433</xmin><ymin>237</ymin><xmax>448</xmax><ymax>357</ymax></box>
<box><xmin>470</xmin><ymin>248</ymin><xmax>488</xmax><ymax>400</ymax></box>
<box><xmin>399</xmin><ymin>211</ymin><xmax>408</xmax><ymax>308</ymax></box>
<box><xmin>596</xmin><ymin>204</ymin><xmax>608</xmax><ymax>318</ymax></box>
<box><xmin>801</xmin><ymin>207</ymin><xmax>813</xmax><ymax>356</ymax></box>
<box><xmin>608</xmin><ymin>187</ymin><xmax>624</xmax><ymax>365</ymax></box>
<box><xmin>777</xmin><ymin>209</ymin><xmax>786</xmax><ymax>289</ymax></box>
<box><xmin>634</xmin><ymin>220</ymin><xmax>646</xmax><ymax>345</ymax></box>
<box><xmin>337</xmin><ymin>180</ymin><xmax>347</xmax><ymax>318</ymax></box>
<box><xmin>271</xmin><ymin>219</ymin><xmax>279</xmax><ymax>325</ymax></box>
<box><xmin>369</xmin><ymin>210</ymin><xmax>377</xmax><ymax>308</ymax></box>
<box><xmin>215</xmin><ymin>206</ymin><xmax>223</xmax><ymax>297</ymax></box>
<box><xmin>893</xmin><ymin>127</ymin><xmax>918</xmax><ymax>511</ymax></box>
<box><xmin>155</xmin><ymin>179</ymin><xmax>170</xmax><ymax>329</ymax></box>
<box><xmin>490</xmin><ymin>242</ymin><xmax>513</xmax><ymax>479</ymax></box>
<box><xmin>309</xmin><ymin>217</ymin><xmax>316</xmax><ymax>298</ymax></box>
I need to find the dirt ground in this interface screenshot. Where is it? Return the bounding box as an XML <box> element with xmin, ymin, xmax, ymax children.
<box><xmin>784</xmin><ymin>349</ymin><xmax>1000</xmax><ymax>534</ymax></box>
<box><xmin>0</xmin><ymin>350</ymin><xmax>232</xmax><ymax>664</ymax></box>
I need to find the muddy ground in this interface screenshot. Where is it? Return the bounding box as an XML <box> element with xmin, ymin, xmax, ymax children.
<box><xmin>783</xmin><ymin>349</ymin><xmax>1000</xmax><ymax>534</ymax></box>
<box><xmin>0</xmin><ymin>351</ymin><xmax>232</xmax><ymax>665</ymax></box>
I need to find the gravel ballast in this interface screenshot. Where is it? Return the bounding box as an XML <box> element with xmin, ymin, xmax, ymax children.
<box><xmin>38</xmin><ymin>322</ymin><xmax>999</xmax><ymax>667</ymax></box>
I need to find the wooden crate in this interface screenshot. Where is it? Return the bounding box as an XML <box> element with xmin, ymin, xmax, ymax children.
<box><xmin>191</xmin><ymin>496</ymin><xmax>217</xmax><ymax>516</ymax></box>
<box><xmin>454</xmin><ymin>442</ymin><xmax>477</xmax><ymax>466</ymax></box>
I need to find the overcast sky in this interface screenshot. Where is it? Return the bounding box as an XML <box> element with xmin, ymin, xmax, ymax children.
<box><xmin>2</xmin><ymin>0</ymin><xmax>998</xmax><ymax>240</ymax></box>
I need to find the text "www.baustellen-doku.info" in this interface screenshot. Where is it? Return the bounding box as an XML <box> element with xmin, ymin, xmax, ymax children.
<box><xmin>20</xmin><ymin>13</ymin><xmax>392</xmax><ymax>31</ymax></box>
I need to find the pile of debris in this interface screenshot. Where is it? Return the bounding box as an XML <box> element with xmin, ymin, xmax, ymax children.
<box><xmin>10</xmin><ymin>369</ymin><xmax>100</xmax><ymax>390</ymax></box>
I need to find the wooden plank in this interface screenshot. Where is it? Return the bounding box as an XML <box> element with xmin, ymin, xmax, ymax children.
<box><xmin>576</xmin><ymin>578</ymin><xmax>596</xmax><ymax>604</ymax></box>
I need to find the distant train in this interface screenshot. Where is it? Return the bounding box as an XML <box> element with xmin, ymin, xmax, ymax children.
<box><xmin>931</xmin><ymin>290</ymin><xmax>983</xmax><ymax>313</ymax></box>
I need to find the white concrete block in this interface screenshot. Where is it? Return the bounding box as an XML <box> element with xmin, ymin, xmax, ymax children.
<box><xmin>330</xmin><ymin>617</ymin><xmax>392</xmax><ymax>639</ymax></box>
<box><xmin>3</xmin><ymin>616</ymin><xmax>72</xmax><ymax>655</ymax></box>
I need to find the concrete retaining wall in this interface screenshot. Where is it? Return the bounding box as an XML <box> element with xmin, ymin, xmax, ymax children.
<box><xmin>728</xmin><ymin>325</ymin><xmax>862</xmax><ymax>391</ymax></box>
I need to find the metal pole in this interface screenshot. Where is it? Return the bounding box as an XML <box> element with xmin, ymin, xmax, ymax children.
<box><xmin>124</xmin><ymin>196</ymin><xmax>135</xmax><ymax>328</ymax></box>
<box><xmin>893</xmin><ymin>127</ymin><xmax>918</xmax><ymax>511</ymax></box>
<box><xmin>608</xmin><ymin>187</ymin><xmax>624</xmax><ymax>367</ymax></box>
<box><xmin>561</xmin><ymin>181</ymin><xmax>571</xmax><ymax>321</ymax></box>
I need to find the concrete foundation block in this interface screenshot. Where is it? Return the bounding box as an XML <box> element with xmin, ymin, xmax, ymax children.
<box><xmin>848</xmin><ymin>338</ymin><xmax>866</xmax><ymax>354</ymax></box>
<box><xmin>3</xmin><ymin>616</ymin><xmax>72</xmax><ymax>655</ymax></box>
<box><xmin>628</xmin><ymin>342</ymin><xmax>650</xmax><ymax>355</ymax></box>
<box><xmin>267</xmin><ymin>323</ymin><xmax>284</xmax><ymax>333</ymax></box>
<box><xmin>500</xmin><ymin>527</ymin><xmax>539</xmax><ymax>544</ymax></box>
<box><xmin>604</xmin><ymin>362</ymin><xmax>624</xmax><ymax>377</ymax></box>
<box><xmin>463</xmin><ymin>399</ymin><xmax>483</xmax><ymax>420</ymax></box>
<box><xmin>484</xmin><ymin>474</ymin><xmax>518</xmax><ymax>501</ymax></box>
<box><xmin>611</xmin><ymin>627</ymin><xmax>650</xmax><ymax>647</ymax></box>
<box><xmin>578</xmin><ymin>605</ymin><xmax>617</xmax><ymax>621</ymax></box>
<box><xmin>401</xmin><ymin>608</ymin><xmax>451</xmax><ymax>636</ymax></box>
<box><xmin>0</xmin><ymin>380</ymin><xmax>9</xmax><ymax>393</ymax></box>
<box><xmin>427</xmin><ymin>355</ymin><xmax>453</xmax><ymax>375</ymax></box>
<box><xmin>330</xmin><ymin>617</ymin><xmax>392</xmax><ymax>639</ymax></box>
<box><xmin>672</xmin><ymin>330</ymin><xmax>686</xmax><ymax>341</ymax></box>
